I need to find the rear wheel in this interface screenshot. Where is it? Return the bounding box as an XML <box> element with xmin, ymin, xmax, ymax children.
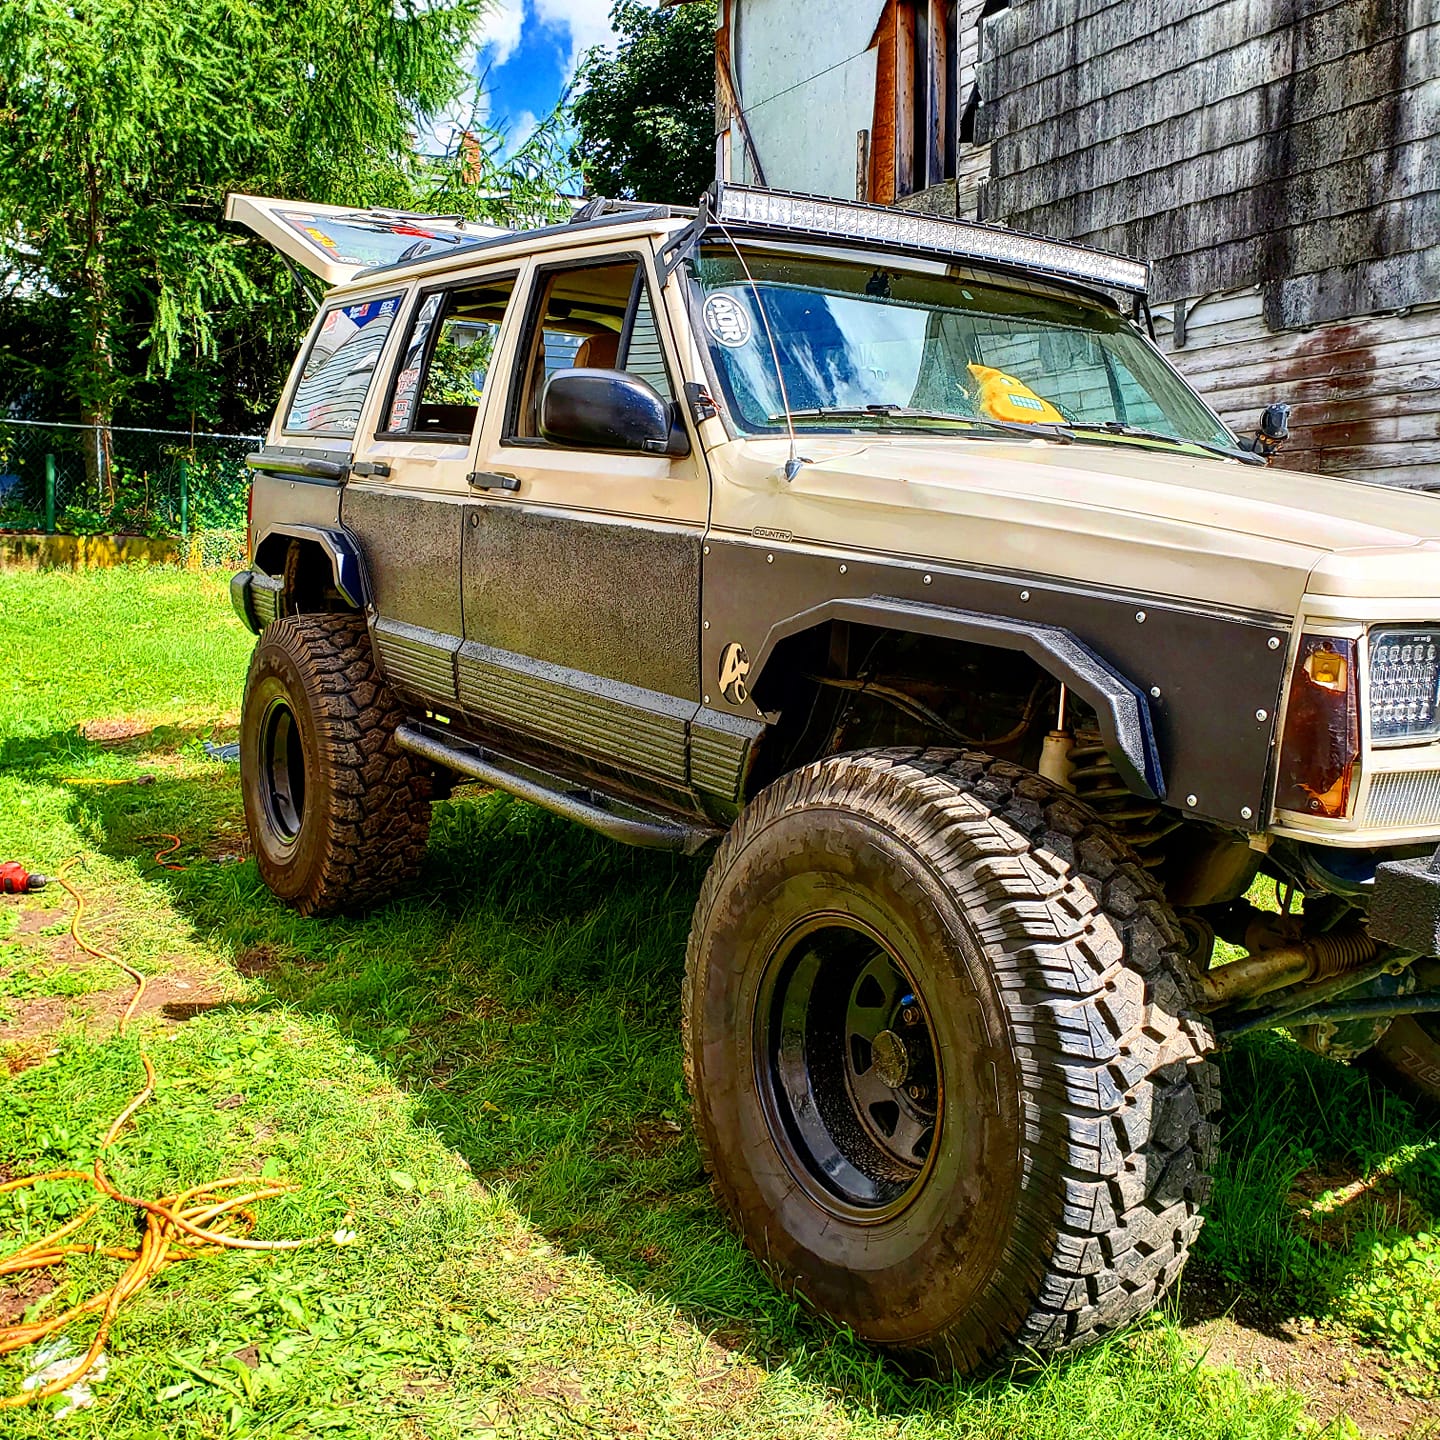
<box><xmin>240</xmin><ymin>613</ymin><xmax>431</xmax><ymax>916</ymax></box>
<box><xmin>683</xmin><ymin>749</ymin><xmax>1217</xmax><ymax>1373</ymax></box>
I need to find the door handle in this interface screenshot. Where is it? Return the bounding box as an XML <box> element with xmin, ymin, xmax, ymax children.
<box><xmin>350</xmin><ymin>460</ymin><xmax>391</xmax><ymax>478</ymax></box>
<box><xmin>467</xmin><ymin>470</ymin><xmax>520</xmax><ymax>492</ymax></box>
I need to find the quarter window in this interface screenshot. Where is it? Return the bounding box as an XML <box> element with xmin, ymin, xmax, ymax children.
<box><xmin>508</xmin><ymin>260</ymin><xmax>675</xmax><ymax>442</ymax></box>
<box><xmin>383</xmin><ymin>276</ymin><xmax>517</xmax><ymax>440</ymax></box>
<box><xmin>285</xmin><ymin>294</ymin><xmax>403</xmax><ymax>436</ymax></box>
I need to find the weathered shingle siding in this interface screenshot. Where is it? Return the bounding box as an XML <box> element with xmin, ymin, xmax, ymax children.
<box><xmin>978</xmin><ymin>0</ymin><xmax>1440</xmax><ymax>326</ymax></box>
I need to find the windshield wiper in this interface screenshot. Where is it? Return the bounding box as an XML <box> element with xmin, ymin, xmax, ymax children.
<box><xmin>768</xmin><ymin>404</ymin><xmax>1076</xmax><ymax>443</ymax></box>
<box><xmin>1068</xmin><ymin>420</ymin><xmax>1263</xmax><ymax>466</ymax></box>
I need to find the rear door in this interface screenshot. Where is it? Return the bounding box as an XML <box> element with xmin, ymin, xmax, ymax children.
<box><xmin>343</xmin><ymin>266</ymin><xmax>523</xmax><ymax>709</ymax></box>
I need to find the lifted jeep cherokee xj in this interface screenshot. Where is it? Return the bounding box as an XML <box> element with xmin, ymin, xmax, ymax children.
<box><xmin>227</xmin><ymin>186</ymin><xmax>1440</xmax><ymax>1373</ymax></box>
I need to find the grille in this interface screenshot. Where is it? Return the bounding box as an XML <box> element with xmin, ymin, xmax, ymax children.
<box><xmin>1361</xmin><ymin>769</ymin><xmax>1440</xmax><ymax>829</ymax></box>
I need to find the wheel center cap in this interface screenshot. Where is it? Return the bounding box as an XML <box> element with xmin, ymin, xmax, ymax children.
<box><xmin>871</xmin><ymin>1029</ymin><xmax>910</xmax><ymax>1089</ymax></box>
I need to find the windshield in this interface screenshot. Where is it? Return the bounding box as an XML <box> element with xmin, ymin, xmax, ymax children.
<box><xmin>692</xmin><ymin>247</ymin><xmax>1237</xmax><ymax>455</ymax></box>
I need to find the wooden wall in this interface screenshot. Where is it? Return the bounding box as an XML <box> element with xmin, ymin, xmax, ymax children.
<box><xmin>977</xmin><ymin>0</ymin><xmax>1439</xmax><ymax>326</ymax></box>
<box><xmin>974</xmin><ymin>0</ymin><xmax>1439</xmax><ymax>485</ymax></box>
<box><xmin>1162</xmin><ymin>292</ymin><xmax>1440</xmax><ymax>490</ymax></box>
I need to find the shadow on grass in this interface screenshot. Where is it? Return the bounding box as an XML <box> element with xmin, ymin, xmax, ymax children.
<box><xmin>42</xmin><ymin>756</ymin><xmax>1440</xmax><ymax>1411</ymax></box>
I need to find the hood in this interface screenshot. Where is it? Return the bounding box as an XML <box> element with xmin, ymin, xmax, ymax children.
<box><xmin>710</xmin><ymin>433</ymin><xmax>1440</xmax><ymax>617</ymax></box>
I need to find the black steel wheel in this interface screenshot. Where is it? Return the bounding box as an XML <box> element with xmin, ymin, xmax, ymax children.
<box><xmin>758</xmin><ymin>919</ymin><xmax>940</xmax><ymax>1218</ymax></box>
<box><xmin>683</xmin><ymin>749</ymin><xmax>1218</xmax><ymax>1374</ymax></box>
<box><xmin>240</xmin><ymin>612</ymin><xmax>431</xmax><ymax>916</ymax></box>
<box><xmin>257</xmin><ymin>697</ymin><xmax>307</xmax><ymax>842</ymax></box>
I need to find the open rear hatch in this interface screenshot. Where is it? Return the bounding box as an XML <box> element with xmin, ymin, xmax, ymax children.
<box><xmin>225</xmin><ymin>193</ymin><xmax>510</xmax><ymax>287</ymax></box>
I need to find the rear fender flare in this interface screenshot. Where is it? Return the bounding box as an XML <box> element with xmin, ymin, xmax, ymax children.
<box><xmin>751</xmin><ymin>597</ymin><xmax>1165</xmax><ymax>801</ymax></box>
<box><xmin>253</xmin><ymin>524</ymin><xmax>369</xmax><ymax>611</ymax></box>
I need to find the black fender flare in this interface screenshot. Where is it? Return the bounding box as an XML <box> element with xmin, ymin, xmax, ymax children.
<box><xmin>252</xmin><ymin>523</ymin><xmax>369</xmax><ymax>611</ymax></box>
<box><xmin>750</xmin><ymin>596</ymin><xmax>1165</xmax><ymax>801</ymax></box>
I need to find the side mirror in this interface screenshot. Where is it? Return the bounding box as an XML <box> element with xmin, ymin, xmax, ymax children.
<box><xmin>1240</xmin><ymin>401</ymin><xmax>1291</xmax><ymax>462</ymax></box>
<box><xmin>539</xmin><ymin>368</ymin><xmax>690</xmax><ymax>457</ymax></box>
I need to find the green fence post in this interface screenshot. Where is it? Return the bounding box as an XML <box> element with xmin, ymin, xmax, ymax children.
<box><xmin>44</xmin><ymin>454</ymin><xmax>56</xmax><ymax>534</ymax></box>
<box><xmin>178</xmin><ymin>457</ymin><xmax>190</xmax><ymax>544</ymax></box>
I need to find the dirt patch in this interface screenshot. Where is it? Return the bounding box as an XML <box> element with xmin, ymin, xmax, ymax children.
<box><xmin>0</xmin><ymin>1272</ymin><xmax>56</xmax><ymax>1327</ymax></box>
<box><xmin>1289</xmin><ymin>1167</ymin><xmax>1432</xmax><ymax>1240</ymax></box>
<box><xmin>626</xmin><ymin>1117</ymin><xmax>685</xmax><ymax>1156</ymax></box>
<box><xmin>520</xmin><ymin>1367</ymin><xmax>587</xmax><ymax>1409</ymax></box>
<box><xmin>0</xmin><ymin>996</ymin><xmax>71</xmax><ymax>1043</ymax></box>
<box><xmin>1191</xmin><ymin>1317</ymin><xmax>1436</xmax><ymax>1438</ymax></box>
<box><xmin>86</xmin><ymin>969</ymin><xmax>228</xmax><ymax>1029</ymax></box>
<box><xmin>234</xmin><ymin>945</ymin><xmax>280</xmax><ymax>979</ymax></box>
<box><xmin>0</xmin><ymin>969</ymin><xmax>231</xmax><ymax>1045</ymax></box>
<box><xmin>3</xmin><ymin>1038</ymin><xmax>55</xmax><ymax>1075</ymax></box>
<box><xmin>81</xmin><ymin>718</ymin><xmax>153</xmax><ymax>745</ymax></box>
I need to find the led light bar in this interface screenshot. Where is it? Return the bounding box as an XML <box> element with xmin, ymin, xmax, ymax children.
<box><xmin>710</xmin><ymin>183</ymin><xmax>1151</xmax><ymax>296</ymax></box>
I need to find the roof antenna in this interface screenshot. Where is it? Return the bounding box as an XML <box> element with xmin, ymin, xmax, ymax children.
<box><xmin>713</xmin><ymin>217</ymin><xmax>808</xmax><ymax>481</ymax></box>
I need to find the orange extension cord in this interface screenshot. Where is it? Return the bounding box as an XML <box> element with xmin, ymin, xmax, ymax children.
<box><xmin>0</xmin><ymin>868</ymin><xmax>311</xmax><ymax>1411</ymax></box>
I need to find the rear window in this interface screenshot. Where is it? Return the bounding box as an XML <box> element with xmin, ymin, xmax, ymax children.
<box><xmin>285</xmin><ymin>294</ymin><xmax>403</xmax><ymax>436</ymax></box>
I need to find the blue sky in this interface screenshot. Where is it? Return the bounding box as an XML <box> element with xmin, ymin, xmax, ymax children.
<box><xmin>424</xmin><ymin>0</ymin><xmax>630</xmax><ymax>157</ymax></box>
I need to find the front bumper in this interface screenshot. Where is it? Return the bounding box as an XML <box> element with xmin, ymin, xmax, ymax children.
<box><xmin>1368</xmin><ymin>848</ymin><xmax>1440</xmax><ymax>956</ymax></box>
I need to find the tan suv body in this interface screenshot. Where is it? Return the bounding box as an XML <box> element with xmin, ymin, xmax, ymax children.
<box><xmin>228</xmin><ymin>187</ymin><xmax>1440</xmax><ymax>1372</ymax></box>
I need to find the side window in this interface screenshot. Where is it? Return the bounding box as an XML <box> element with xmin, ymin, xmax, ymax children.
<box><xmin>382</xmin><ymin>276</ymin><xmax>517</xmax><ymax>440</ymax></box>
<box><xmin>285</xmin><ymin>294</ymin><xmax>403</xmax><ymax>436</ymax></box>
<box><xmin>508</xmin><ymin>259</ymin><xmax>675</xmax><ymax>441</ymax></box>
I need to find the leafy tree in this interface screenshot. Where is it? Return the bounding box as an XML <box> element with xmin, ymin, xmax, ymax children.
<box><xmin>0</xmin><ymin>0</ymin><xmax>495</xmax><ymax>490</ymax></box>
<box><xmin>569</xmin><ymin>0</ymin><xmax>717</xmax><ymax>207</ymax></box>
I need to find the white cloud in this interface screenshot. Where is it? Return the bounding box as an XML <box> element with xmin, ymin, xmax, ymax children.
<box><xmin>479</xmin><ymin>0</ymin><xmax>526</xmax><ymax>67</ymax></box>
<box><xmin>502</xmin><ymin>109</ymin><xmax>540</xmax><ymax>157</ymax></box>
<box><xmin>533</xmin><ymin>0</ymin><xmax>625</xmax><ymax>77</ymax></box>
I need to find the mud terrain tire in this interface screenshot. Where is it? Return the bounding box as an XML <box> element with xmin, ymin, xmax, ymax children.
<box><xmin>683</xmin><ymin>748</ymin><xmax>1217</xmax><ymax>1373</ymax></box>
<box><xmin>240</xmin><ymin>613</ymin><xmax>431</xmax><ymax>916</ymax></box>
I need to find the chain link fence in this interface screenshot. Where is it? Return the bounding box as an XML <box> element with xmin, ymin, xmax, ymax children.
<box><xmin>0</xmin><ymin>419</ymin><xmax>262</xmax><ymax>567</ymax></box>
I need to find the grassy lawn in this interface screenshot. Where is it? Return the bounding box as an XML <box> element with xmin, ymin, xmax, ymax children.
<box><xmin>1</xmin><ymin>563</ymin><xmax>1437</xmax><ymax>1439</ymax></box>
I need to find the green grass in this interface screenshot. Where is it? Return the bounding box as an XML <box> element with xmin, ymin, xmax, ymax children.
<box><xmin>1</xmin><ymin>563</ymin><xmax>1437</xmax><ymax>1438</ymax></box>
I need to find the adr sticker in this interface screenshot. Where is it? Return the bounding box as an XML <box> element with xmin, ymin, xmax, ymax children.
<box><xmin>703</xmin><ymin>293</ymin><xmax>753</xmax><ymax>348</ymax></box>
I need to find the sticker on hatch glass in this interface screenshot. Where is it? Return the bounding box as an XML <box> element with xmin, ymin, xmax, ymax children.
<box><xmin>279</xmin><ymin>209</ymin><xmax>474</xmax><ymax>272</ymax></box>
<box><xmin>286</xmin><ymin>294</ymin><xmax>403</xmax><ymax>436</ymax></box>
<box><xmin>703</xmin><ymin>292</ymin><xmax>753</xmax><ymax>348</ymax></box>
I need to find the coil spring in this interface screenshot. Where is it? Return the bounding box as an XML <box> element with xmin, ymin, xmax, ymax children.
<box><xmin>1067</xmin><ymin>733</ymin><xmax>1183</xmax><ymax>868</ymax></box>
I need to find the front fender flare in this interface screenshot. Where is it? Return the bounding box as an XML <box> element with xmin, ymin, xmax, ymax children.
<box><xmin>752</xmin><ymin>596</ymin><xmax>1165</xmax><ymax>801</ymax></box>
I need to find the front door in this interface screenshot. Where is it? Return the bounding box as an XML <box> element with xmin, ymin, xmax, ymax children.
<box><xmin>459</xmin><ymin>247</ymin><xmax>708</xmax><ymax>793</ymax></box>
<box><xmin>344</xmin><ymin>269</ymin><xmax>520</xmax><ymax>707</ymax></box>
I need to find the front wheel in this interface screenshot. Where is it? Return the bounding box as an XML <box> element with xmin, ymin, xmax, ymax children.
<box><xmin>682</xmin><ymin>749</ymin><xmax>1217</xmax><ymax>1373</ymax></box>
<box><xmin>240</xmin><ymin>613</ymin><xmax>431</xmax><ymax>916</ymax></box>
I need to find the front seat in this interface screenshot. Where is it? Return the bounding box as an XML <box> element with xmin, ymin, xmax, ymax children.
<box><xmin>573</xmin><ymin>331</ymin><xmax>620</xmax><ymax>370</ymax></box>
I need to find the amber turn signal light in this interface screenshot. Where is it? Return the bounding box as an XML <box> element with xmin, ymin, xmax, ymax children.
<box><xmin>1275</xmin><ymin>635</ymin><xmax>1359</xmax><ymax>820</ymax></box>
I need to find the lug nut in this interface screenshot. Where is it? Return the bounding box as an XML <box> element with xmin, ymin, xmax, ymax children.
<box><xmin>901</xmin><ymin>1006</ymin><xmax>920</xmax><ymax>1025</ymax></box>
<box><xmin>906</xmin><ymin>1083</ymin><xmax>928</xmax><ymax>1101</ymax></box>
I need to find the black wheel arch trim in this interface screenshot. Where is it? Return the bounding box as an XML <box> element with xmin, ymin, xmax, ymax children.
<box><xmin>251</xmin><ymin>523</ymin><xmax>370</xmax><ymax>611</ymax></box>
<box><xmin>750</xmin><ymin>596</ymin><xmax>1165</xmax><ymax>801</ymax></box>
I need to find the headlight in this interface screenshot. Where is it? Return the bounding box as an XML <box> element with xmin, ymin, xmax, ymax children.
<box><xmin>1369</xmin><ymin>627</ymin><xmax>1440</xmax><ymax>744</ymax></box>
